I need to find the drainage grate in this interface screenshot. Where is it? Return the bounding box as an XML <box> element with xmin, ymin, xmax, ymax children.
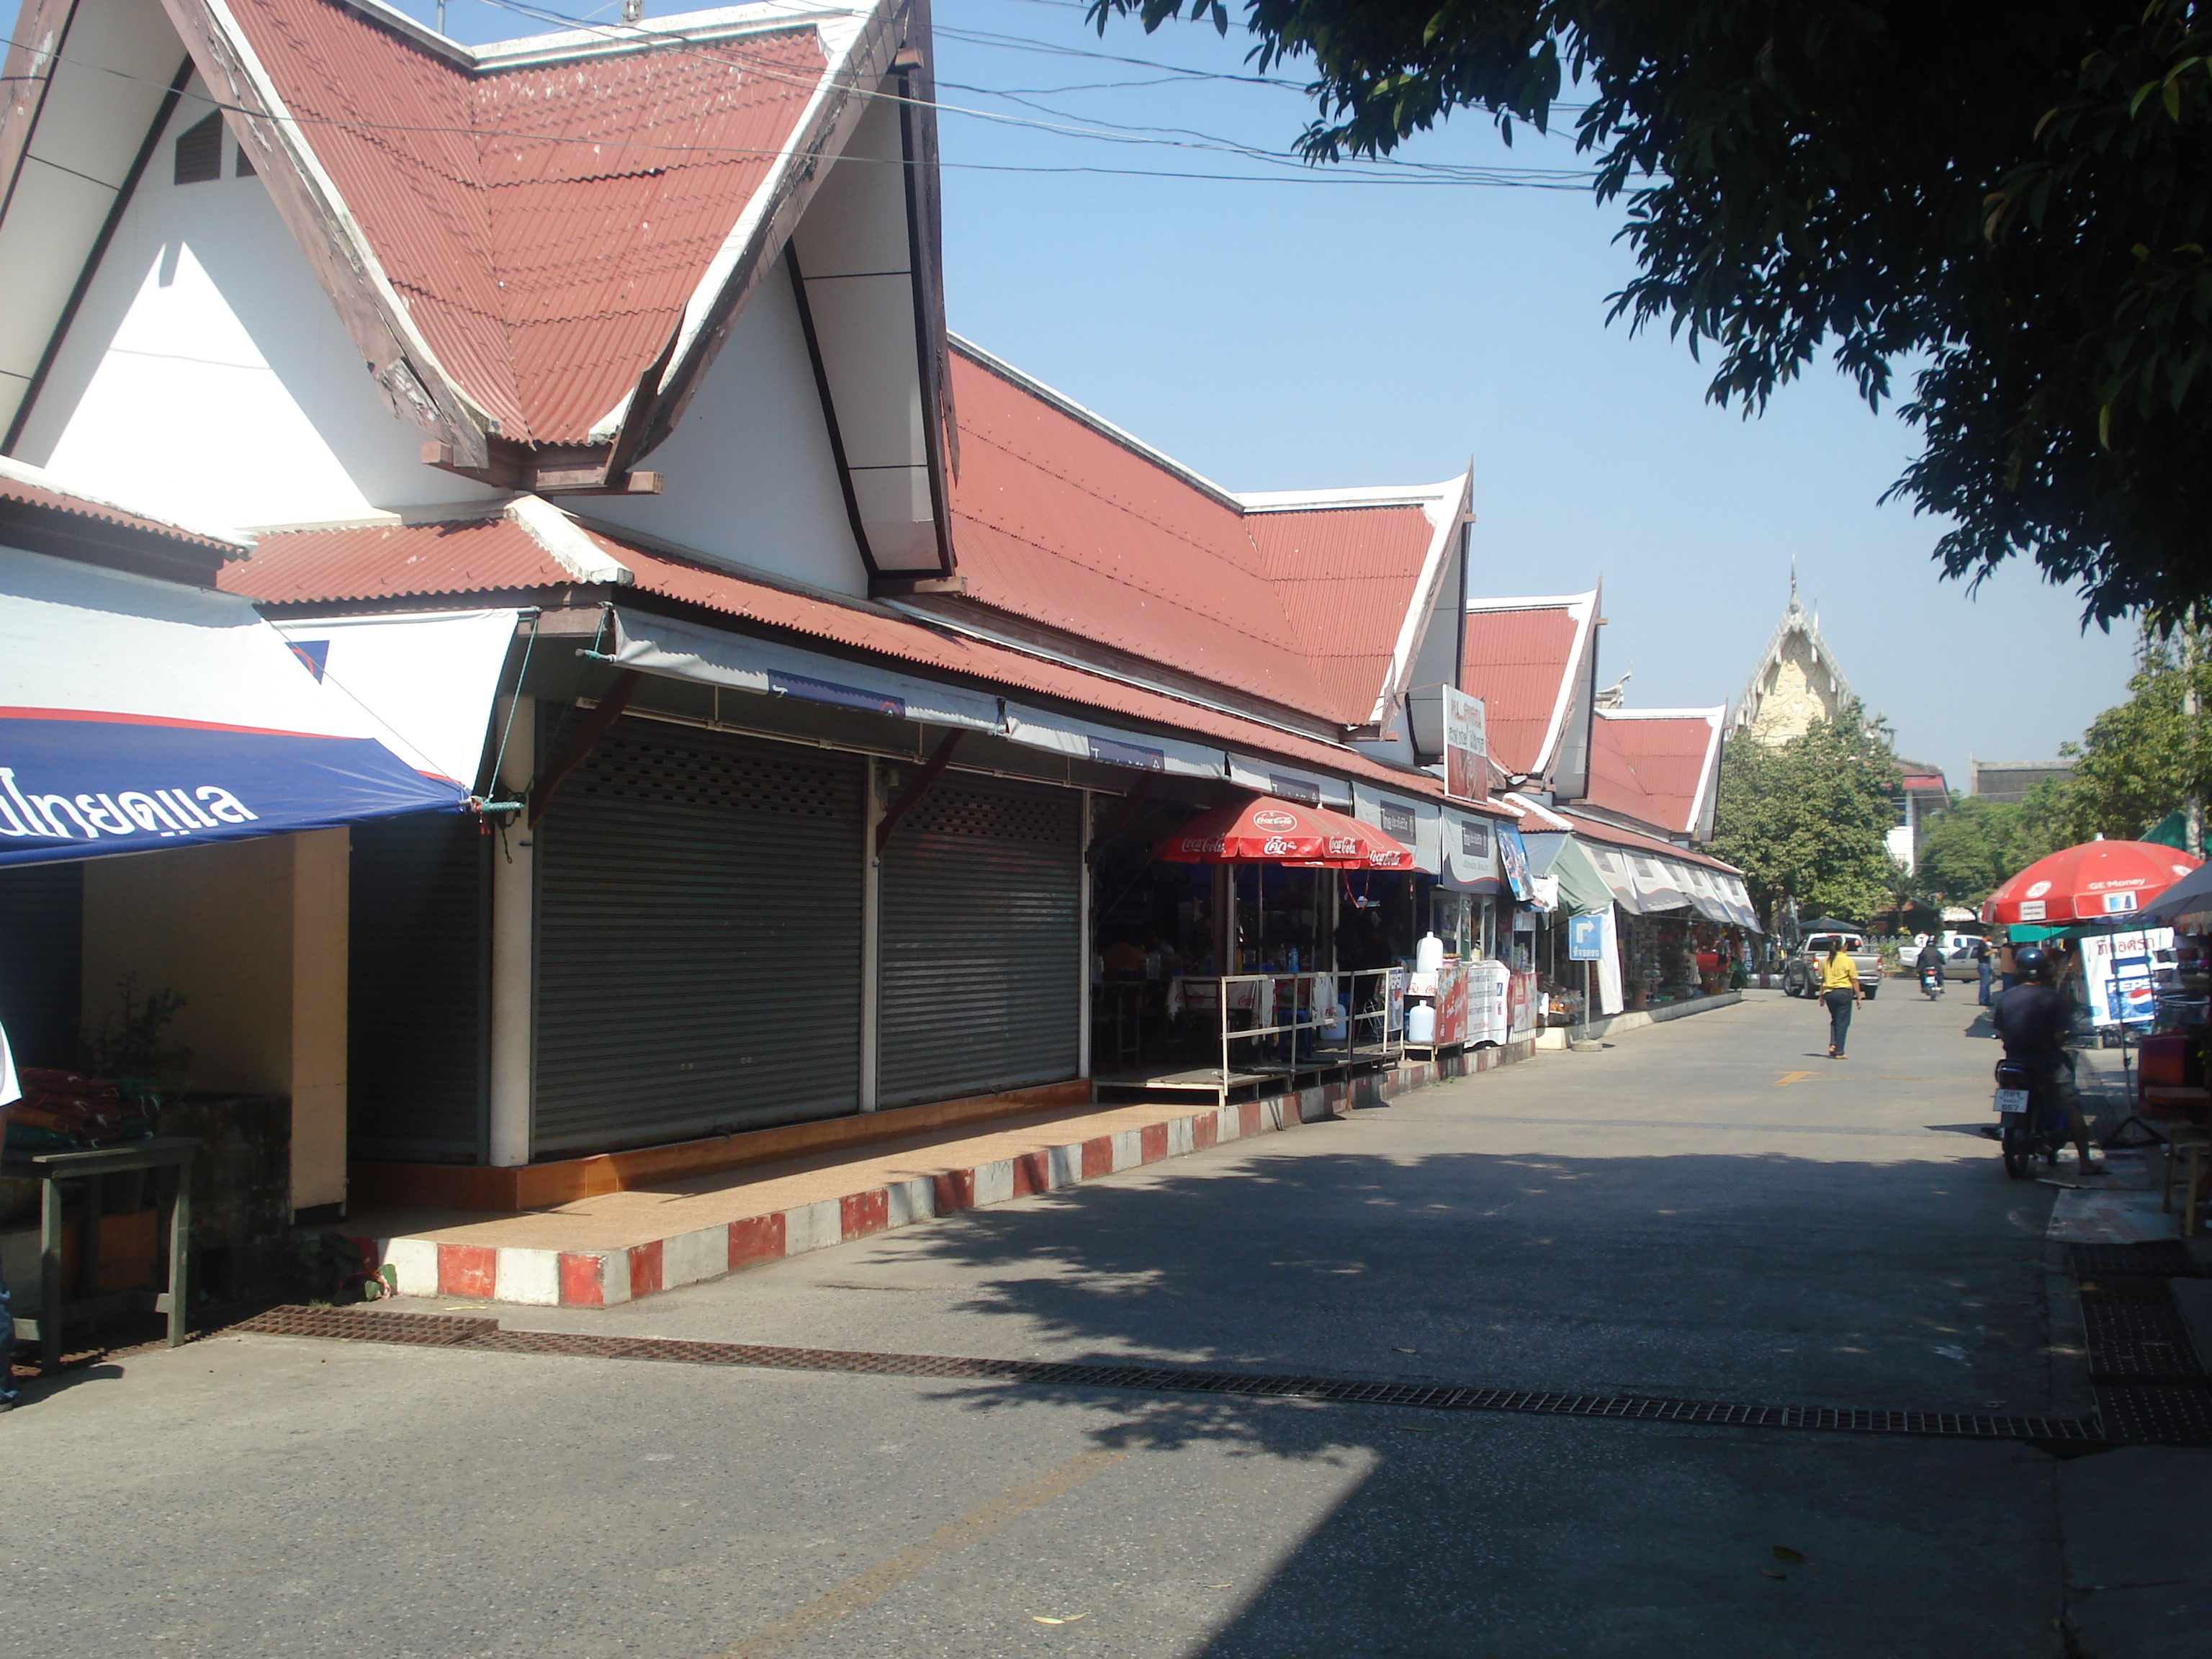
<box><xmin>235</xmin><ymin>1306</ymin><xmax>499</xmax><ymax>1346</ymax></box>
<box><xmin>2070</xmin><ymin>1241</ymin><xmax>2200</xmax><ymax>1277</ymax></box>
<box><xmin>237</xmin><ymin>1308</ymin><xmax>2110</xmax><ymax>1447</ymax></box>
<box><xmin>2091</xmin><ymin>1382</ymin><xmax>2212</xmax><ymax>1445</ymax></box>
<box><xmin>2079</xmin><ymin>1280</ymin><xmax>2205</xmax><ymax>1382</ymax></box>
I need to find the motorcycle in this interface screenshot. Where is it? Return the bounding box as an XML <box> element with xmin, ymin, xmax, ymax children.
<box><xmin>1993</xmin><ymin>1056</ymin><xmax>2064</xmax><ymax>1179</ymax></box>
<box><xmin>1920</xmin><ymin>964</ymin><xmax>1944</xmax><ymax>1000</ymax></box>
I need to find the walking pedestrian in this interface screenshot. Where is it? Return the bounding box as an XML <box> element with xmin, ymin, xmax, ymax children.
<box><xmin>1818</xmin><ymin>939</ymin><xmax>1861</xmax><ymax>1058</ymax></box>
<box><xmin>1974</xmin><ymin>935</ymin><xmax>1992</xmax><ymax>1006</ymax></box>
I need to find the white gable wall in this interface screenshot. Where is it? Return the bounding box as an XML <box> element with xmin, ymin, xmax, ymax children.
<box><xmin>587</xmin><ymin>261</ymin><xmax>870</xmax><ymax>596</ymax></box>
<box><xmin>13</xmin><ymin>80</ymin><xmax>502</xmax><ymax>531</ymax></box>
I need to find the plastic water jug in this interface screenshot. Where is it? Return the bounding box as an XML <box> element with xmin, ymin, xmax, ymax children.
<box><xmin>1406</xmin><ymin>1001</ymin><xmax>1437</xmax><ymax>1045</ymax></box>
<box><xmin>1415</xmin><ymin>933</ymin><xmax>1445</xmax><ymax>974</ymax></box>
<box><xmin>1321</xmin><ymin>1001</ymin><xmax>1348</xmax><ymax>1040</ymax></box>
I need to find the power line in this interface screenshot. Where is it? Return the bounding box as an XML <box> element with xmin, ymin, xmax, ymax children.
<box><xmin>0</xmin><ymin>10</ymin><xmax>1596</xmax><ymax>191</ymax></box>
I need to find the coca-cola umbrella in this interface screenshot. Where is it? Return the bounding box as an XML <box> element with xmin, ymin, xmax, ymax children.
<box><xmin>1154</xmin><ymin>796</ymin><xmax>1412</xmax><ymax>869</ymax></box>
<box><xmin>1982</xmin><ymin>837</ymin><xmax>2203</xmax><ymax>926</ymax></box>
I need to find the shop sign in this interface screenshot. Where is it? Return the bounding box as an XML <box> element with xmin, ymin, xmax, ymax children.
<box><xmin>1380</xmin><ymin>802</ymin><xmax>1416</xmax><ymax>840</ymax></box>
<box><xmin>1444</xmin><ymin>688</ymin><xmax>1488</xmax><ymax>801</ymax></box>
<box><xmin>1496</xmin><ymin>824</ymin><xmax>1532</xmax><ymax>900</ymax></box>
<box><xmin>1460</xmin><ymin>817</ymin><xmax>1490</xmax><ymax>858</ymax></box>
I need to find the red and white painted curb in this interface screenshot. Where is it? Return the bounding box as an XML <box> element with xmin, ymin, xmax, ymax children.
<box><xmin>365</xmin><ymin>1045</ymin><xmax>1528</xmax><ymax>1308</ymax></box>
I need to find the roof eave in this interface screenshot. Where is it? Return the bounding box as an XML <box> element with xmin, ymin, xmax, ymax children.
<box><xmin>623</xmin><ymin>0</ymin><xmax>913</xmax><ymax>455</ymax></box>
<box><xmin>161</xmin><ymin>0</ymin><xmax>503</xmax><ymax>463</ymax></box>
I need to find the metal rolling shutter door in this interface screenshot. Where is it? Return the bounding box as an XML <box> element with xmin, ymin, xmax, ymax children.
<box><xmin>347</xmin><ymin>812</ymin><xmax>488</xmax><ymax>1164</ymax></box>
<box><xmin>878</xmin><ymin>775</ymin><xmax>1080</xmax><ymax>1108</ymax></box>
<box><xmin>534</xmin><ymin>716</ymin><xmax>864</xmax><ymax>1156</ymax></box>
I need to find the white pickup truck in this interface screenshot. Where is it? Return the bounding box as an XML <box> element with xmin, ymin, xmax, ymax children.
<box><xmin>1781</xmin><ymin>931</ymin><xmax>1883</xmax><ymax>999</ymax></box>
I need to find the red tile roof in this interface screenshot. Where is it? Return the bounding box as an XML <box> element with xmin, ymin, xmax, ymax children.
<box><xmin>1582</xmin><ymin>711</ymin><xmax>1722</xmax><ymax>838</ymax></box>
<box><xmin>227</xmin><ymin>0</ymin><xmax>829</xmax><ymax>444</ymax></box>
<box><xmin>1247</xmin><ymin>505</ymin><xmax>1437</xmax><ymax>725</ymax></box>
<box><xmin>1460</xmin><ymin>596</ymin><xmax>1592</xmax><ymax>776</ymax></box>
<box><xmin>0</xmin><ymin>464</ymin><xmax>249</xmax><ymax>554</ymax></box>
<box><xmin>1570</xmin><ymin>811</ymin><xmax>1740</xmax><ymax>876</ymax></box>
<box><xmin>222</xmin><ymin>508</ymin><xmax>1509</xmax><ymax>811</ymax></box>
<box><xmin>945</xmin><ymin>345</ymin><xmax>1457</xmax><ymax>727</ymax></box>
<box><xmin>217</xmin><ymin>516</ymin><xmax>568</xmax><ymax>601</ymax></box>
<box><xmin>585</xmin><ymin>522</ymin><xmax>1509</xmax><ymax>809</ymax></box>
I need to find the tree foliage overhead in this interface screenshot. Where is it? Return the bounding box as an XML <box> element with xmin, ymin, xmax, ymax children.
<box><xmin>1912</xmin><ymin>788</ymin><xmax>2069</xmax><ymax>907</ymax></box>
<box><xmin>1092</xmin><ymin>0</ymin><xmax>2212</xmax><ymax>628</ymax></box>
<box><xmin>1710</xmin><ymin>705</ymin><xmax>1900</xmax><ymax>927</ymax></box>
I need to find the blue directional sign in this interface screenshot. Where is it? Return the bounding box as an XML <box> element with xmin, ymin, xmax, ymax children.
<box><xmin>1567</xmin><ymin>912</ymin><xmax>1606</xmax><ymax>961</ymax></box>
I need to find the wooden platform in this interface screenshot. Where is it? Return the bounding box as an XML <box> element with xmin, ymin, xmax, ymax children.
<box><xmin>351</xmin><ymin>1079</ymin><xmax>1095</xmax><ymax>1213</ymax></box>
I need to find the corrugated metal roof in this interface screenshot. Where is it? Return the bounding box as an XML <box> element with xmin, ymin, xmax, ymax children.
<box><xmin>945</xmin><ymin>348</ymin><xmax>1442</xmax><ymax>727</ymax></box>
<box><xmin>1461</xmin><ymin>606</ymin><xmax>1581</xmax><ymax>775</ymax></box>
<box><xmin>1248</xmin><ymin>504</ymin><xmax>1434</xmax><ymax>724</ymax></box>
<box><xmin>0</xmin><ymin>469</ymin><xmax>248</xmax><ymax>553</ymax></box>
<box><xmin>217</xmin><ymin>516</ymin><xmax>569</xmax><ymax>601</ymax></box>
<box><xmin>230</xmin><ymin>0</ymin><xmax>828</xmax><ymax>443</ymax></box>
<box><xmin>589</xmin><ymin>523</ymin><xmax>1507</xmax><ymax>806</ymax></box>
<box><xmin>1583</xmin><ymin>712</ymin><xmax>1721</xmax><ymax>837</ymax></box>
<box><xmin>1553</xmin><ymin>805</ymin><xmax>1742</xmax><ymax>876</ymax></box>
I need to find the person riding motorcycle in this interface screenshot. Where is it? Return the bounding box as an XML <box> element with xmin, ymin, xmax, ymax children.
<box><xmin>1915</xmin><ymin>935</ymin><xmax>1945</xmax><ymax>990</ymax></box>
<box><xmin>1991</xmin><ymin>945</ymin><xmax>2103</xmax><ymax>1174</ymax></box>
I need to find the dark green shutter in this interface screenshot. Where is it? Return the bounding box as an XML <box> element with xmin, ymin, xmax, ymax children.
<box><xmin>533</xmin><ymin>716</ymin><xmax>865</xmax><ymax>1155</ymax></box>
<box><xmin>878</xmin><ymin>774</ymin><xmax>1080</xmax><ymax>1107</ymax></box>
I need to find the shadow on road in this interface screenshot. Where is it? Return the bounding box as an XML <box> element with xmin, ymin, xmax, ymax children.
<box><xmin>870</xmin><ymin>1137</ymin><xmax>2069</xmax><ymax>1657</ymax></box>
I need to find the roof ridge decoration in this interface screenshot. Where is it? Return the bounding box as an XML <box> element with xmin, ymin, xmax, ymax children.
<box><xmin>143</xmin><ymin>0</ymin><xmax>924</xmax><ymax>482</ymax></box>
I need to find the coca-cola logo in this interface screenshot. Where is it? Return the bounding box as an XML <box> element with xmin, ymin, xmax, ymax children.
<box><xmin>1262</xmin><ymin>835</ymin><xmax>1294</xmax><ymax>855</ymax></box>
<box><xmin>1252</xmin><ymin>809</ymin><xmax>1298</xmax><ymax>831</ymax></box>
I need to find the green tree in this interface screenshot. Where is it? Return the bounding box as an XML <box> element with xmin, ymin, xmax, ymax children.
<box><xmin>1915</xmin><ymin>796</ymin><xmax>2029</xmax><ymax>905</ymax></box>
<box><xmin>2054</xmin><ymin>640</ymin><xmax>2212</xmax><ymax>840</ymax></box>
<box><xmin>1093</xmin><ymin>0</ymin><xmax>2212</xmax><ymax>628</ymax></box>
<box><xmin>1712</xmin><ymin>706</ymin><xmax>1901</xmax><ymax>927</ymax></box>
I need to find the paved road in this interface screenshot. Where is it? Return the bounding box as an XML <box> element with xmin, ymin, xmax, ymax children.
<box><xmin>3</xmin><ymin>989</ymin><xmax>2146</xmax><ymax>1657</ymax></box>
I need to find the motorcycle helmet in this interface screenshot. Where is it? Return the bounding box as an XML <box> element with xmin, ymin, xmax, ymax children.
<box><xmin>2013</xmin><ymin>944</ymin><xmax>2052</xmax><ymax>982</ymax></box>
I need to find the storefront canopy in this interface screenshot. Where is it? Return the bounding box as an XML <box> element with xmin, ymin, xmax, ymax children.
<box><xmin>1521</xmin><ymin>832</ymin><xmax>1614</xmax><ymax>915</ymax></box>
<box><xmin>0</xmin><ymin>548</ymin><xmax>464</xmax><ymax>867</ymax></box>
<box><xmin>1155</xmin><ymin>796</ymin><xmax>1413</xmax><ymax>868</ymax></box>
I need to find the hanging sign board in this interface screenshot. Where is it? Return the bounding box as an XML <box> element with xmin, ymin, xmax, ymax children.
<box><xmin>1444</xmin><ymin>688</ymin><xmax>1488</xmax><ymax>801</ymax></box>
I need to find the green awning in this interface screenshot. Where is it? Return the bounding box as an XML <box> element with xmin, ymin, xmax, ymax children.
<box><xmin>1542</xmin><ymin>833</ymin><xmax>1617</xmax><ymax>916</ymax></box>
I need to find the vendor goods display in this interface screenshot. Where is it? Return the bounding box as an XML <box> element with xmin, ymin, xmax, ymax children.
<box><xmin>4</xmin><ymin>1068</ymin><xmax>156</xmax><ymax>1153</ymax></box>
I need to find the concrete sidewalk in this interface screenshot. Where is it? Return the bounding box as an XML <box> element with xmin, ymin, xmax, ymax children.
<box><xmin>356</xmin><ymin>1043</ymin><xmax>1533</xmax><ymax>1308</ymax></box>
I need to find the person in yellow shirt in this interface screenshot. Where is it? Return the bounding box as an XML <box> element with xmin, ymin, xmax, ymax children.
<box><xmin>1819</xmin><ymin>941</ymin><xmax>1861</xmax><ymax>1058</ymax></box>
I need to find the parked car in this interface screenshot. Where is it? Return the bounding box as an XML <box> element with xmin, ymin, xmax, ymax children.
<box><xmin>1781</xmin><ymin>932</ymin><xmax>1883</xmax><ymax>999</ymax></box>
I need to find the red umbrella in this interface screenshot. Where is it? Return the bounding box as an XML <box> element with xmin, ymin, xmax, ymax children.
<box><xmin>1982</xmin><ymin>838</ymin><xmax>2204</xmax><ymax>925</ymax></box>
<box><xmin>1154</xmin><ymin>796</ymin><xmax>1412</xmax><ymax>869</ymax></box>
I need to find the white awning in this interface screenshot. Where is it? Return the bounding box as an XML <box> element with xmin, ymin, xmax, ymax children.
<box><xmin>1225</xmin><ymin>752</ymin><xmax>1352</xmax><ymax>809</ymax></box>
<box><xmin>1439</xmin><ymin>807</ymin><xmax>1500</xmax><ymax>891</ymax></box>
<box><xmin>1352</xmin><ymin>782</ymin><xmax>1442</xmax><ymax>875</ymax></box>
<box><xmin>603</xmin><ymin>608</ymin><xmax>1003</xmax><ymax>734</ymax></box>
<box><xmin>1002</xmin><ymin>703</ymin><xmax>1226</xmax><ymax>779</ymax></box>
<box><xmin>271</xmin><ymin>608</ymin><xmax>519</xmax><ymax>793</ymax></box>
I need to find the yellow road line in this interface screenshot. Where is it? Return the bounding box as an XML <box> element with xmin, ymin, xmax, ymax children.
<box><xmin>711</xmin><ymin>1447</ymin><xmax>1129</xmax><ymax>1658</ymax></box>
<box><xmin>1773</xmin><ymin>1071</ymin><xmax>1821</xmax><ymax>1087</ymax></box>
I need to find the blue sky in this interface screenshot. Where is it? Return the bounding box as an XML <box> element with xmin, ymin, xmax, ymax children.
<box><xmin>3</xmin><ymin>0</ymin><xmax>2141</xmax><ymax>783</ymax></box>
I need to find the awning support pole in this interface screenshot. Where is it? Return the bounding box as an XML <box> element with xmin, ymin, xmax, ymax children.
<box><xmin>875</xmin><ymin>730</ymin><xmax>960</xmax><ymax>855</ymax></box>
<box><xmin>529</xmin><ymin>670</ymin><xmax>642</xmax><ymax>826</ymax></box>
<box><xmin>490</xmin><ymin>694</ymin><xmax>537</xmax><ymax>1168</ymax></box>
